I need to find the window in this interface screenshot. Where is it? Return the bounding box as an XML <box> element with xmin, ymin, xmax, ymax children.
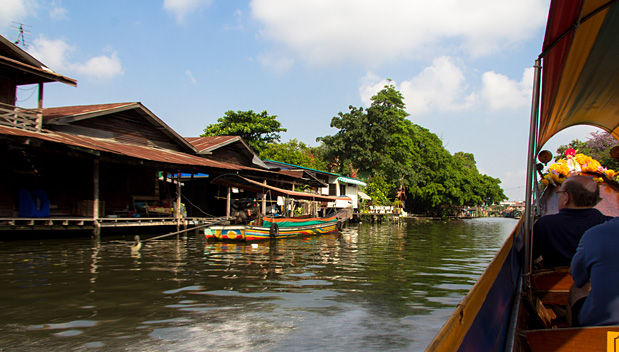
<box><xmin>329</xmin><ymin>184</ymin><xmax>336</xmax><ymax>196</ymax></box>
<box><xmin>339</xmin><ymin>184</ymin><xmax>346</xmax><ymax>196</ymax></box>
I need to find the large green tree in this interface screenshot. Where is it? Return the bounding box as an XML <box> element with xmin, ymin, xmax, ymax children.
<box><xmin>202</xmin><ymin>110</ymin><xmax>287</xmax><ymax>154</ymax></box>
<box><xmin>319</xmin><ymin>84</ymin><xmax>506</xmax><ymax>216</ymax></box>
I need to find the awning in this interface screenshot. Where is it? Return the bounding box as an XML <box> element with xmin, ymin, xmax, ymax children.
<box><xmin>358</xmin><ymin>191</ymin><xmax>371</xmax><ymax>200</ymax></box>
<box><xmin>211</xmin><ymin>174</ymin><xmax>352</xmax><ymax>202</ymax></box>
<box><xmin>537</xmin><ymin>0</ymin><xmax>619</xmax><ymax>150</ymax></box>
<box><xmin>337</xmin><ymin>176</ymin><xmax>366</xmax><ymax>187</ymax></box>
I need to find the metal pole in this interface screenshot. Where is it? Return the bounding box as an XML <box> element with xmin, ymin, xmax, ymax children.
<box><xmin>523</xmin><ymin>58</ymin><xmax>542</xmax><ymax>283</ymax></box>
<box><xmin>226</xmin><ymin>187</ymin><xmax>231</xmax><ymax>218</ymax></box>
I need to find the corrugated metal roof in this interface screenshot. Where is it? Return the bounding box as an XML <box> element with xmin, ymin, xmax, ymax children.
<box><xmin>42</xmin><ymin>103</ymin><xmax>135</xmax><ymax>122</ymax></box>
<box><xmin>0</xmin><ymin>124</ymin><xmax>245</xmax><ymax>171</ymax></box>
<box><xmin>0</xmin><ymin>35</ymin><xmax>77</xmax><ymax>87</ymax></box>
<box><xmin>42</xmin><ymin>103</ymin><xmax>197</xmax><ymax>153</ymax></box>
<box><xmin>185</xmin><ymin>136</ymin><xmax>244</xmax><ymax>154</ymax></box>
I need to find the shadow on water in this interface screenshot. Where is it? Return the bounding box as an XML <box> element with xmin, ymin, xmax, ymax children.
<box><xmin>0</xmin><ymin>218</ymin><xmax>516</xmax><ymax>351</ymax></box>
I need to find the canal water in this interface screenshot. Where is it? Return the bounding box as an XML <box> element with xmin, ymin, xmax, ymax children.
<box><xmin>0</xmin><ymin>217</ymin><xmax>517</xmax><ymax>352</ymax></box>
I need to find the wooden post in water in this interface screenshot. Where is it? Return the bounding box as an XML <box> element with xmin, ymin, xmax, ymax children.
<box><xmin>176</xmin><ymin>171</ymin><xmax>182</xmax><ymax>231</ymax></box>
<box><xmin>93</xmin><ymin>159</ymin><xmax>100</xmax><ymax>238</ymax></box>
<box><xmin>226</xmin><ymin>187</ymin><xmax>231</xmax><ymax>218</ymax></box>
<box><xmin>262</xmin><ymin>180</ymin><xmax>267</xmax><ymax>216</ymax></box>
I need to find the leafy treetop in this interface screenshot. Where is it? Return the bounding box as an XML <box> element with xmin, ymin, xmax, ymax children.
<box><xmin>202</xmin><ymin>110</ymin><xmax>287</xmax><ymax>154</ymax></box>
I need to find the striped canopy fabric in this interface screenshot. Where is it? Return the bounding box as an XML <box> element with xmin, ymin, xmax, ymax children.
<box><xmin>538</xmin><ymin>0</ymin><xmax>619</xmax><ymax>150</ymax></box>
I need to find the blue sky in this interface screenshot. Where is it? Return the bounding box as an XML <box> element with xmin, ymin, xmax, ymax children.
<box><xmin>2</xmin><ymin>0</ymin><xmax>600</xmax><ymax>201</ymax></box>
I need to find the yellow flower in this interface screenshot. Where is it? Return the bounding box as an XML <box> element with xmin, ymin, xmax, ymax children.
<box><xmin>605</xmin><ymin>169</ymin><xmax>616</xmax><ymax>179</ymax></box>
<box><xmin>540</xmin><ymin>179</ymin><xmax>549</xmax><ymax>186</ymax></box>
<box><xmin>574</xmin><ymin>153</ymin><xmax>592</xmax><ymax>165</ymax></box>
<box><xmin>582</xmin><ymin>160</ymin><xmax>601</xmax><ymax>173</ymax></box>
<box><xmin>548</xmin><ymin>160</ymin><xmax>570</xmax><ymax>177</ymax></box>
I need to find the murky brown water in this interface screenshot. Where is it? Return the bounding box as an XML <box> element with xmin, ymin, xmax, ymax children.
<box><xmin>0</xmin><ymin>218</ymin><xmax>516</xmax><ymax>351</ymax></box>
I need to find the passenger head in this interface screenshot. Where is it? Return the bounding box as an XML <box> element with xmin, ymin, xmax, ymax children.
<box><xmin>558</xmin><ymin>175</ymin><xmax>601</xmax><ymax>209</ymax></box>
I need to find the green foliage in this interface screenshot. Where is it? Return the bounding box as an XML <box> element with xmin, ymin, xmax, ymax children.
<box><xmin>363</xmin><ymin>176</ymin><xmax>392</xmax><ymax>206</ymax></box>
<box><xmin>259</xmin><ymin>139</ymin><xmax>328</xmax><ymax>171</ymax></box>
<box><xmin>202</xmin><ymin>110</ymin><xmax>287</xmax><ymax>154</ymax></box>
<box><xmin>319</xmin><ymin>83</ymin><xmax>506</xmax><ymax>216</ymax></box>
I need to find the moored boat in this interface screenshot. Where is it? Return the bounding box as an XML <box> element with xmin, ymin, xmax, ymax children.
<box><xmin>206</xmin><ymin>209</ymin><xmax>352</xmax><ymax>241</ymax></box>
<box><xmin>205</xmin><ymin>174</ymin><xmax>353</xmax><ymax>241</ymax></box>
<box><xmin>427</xmin><ymin>1</ymin><xmax>619</xmax><ymax>351</ymax></box>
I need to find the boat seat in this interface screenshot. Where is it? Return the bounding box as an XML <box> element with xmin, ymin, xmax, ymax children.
<box><xmin>532</xmin><ymin>267</ymin><xmax>573</xmax><ymax>306</ymax></box>
<box><xmin>524</xmin><ymin>326</ymin><xmax>619</xmax><ymax>352</ymax></box>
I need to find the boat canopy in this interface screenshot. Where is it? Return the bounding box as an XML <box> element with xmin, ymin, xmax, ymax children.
<box><xmin>537</xmin><ymin>0</ymin><xmax>619</xmax><ymax>151</ymax></box>
<box><xmin>211</xmin><ymin>174</ymin><xmax>352</xmax><ymax>203</ymax></box>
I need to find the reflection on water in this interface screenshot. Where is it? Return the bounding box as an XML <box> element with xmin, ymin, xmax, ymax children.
<box><xmin>0</xmin><ymin>218</ymin><xmax>516</xmax><ymax>351</ymax></box>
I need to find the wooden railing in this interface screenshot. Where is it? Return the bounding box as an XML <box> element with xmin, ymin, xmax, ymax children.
<box><xmin>0</xmin><ymin>102</ymin><xmax>42</xmax><ymax>132</ymax></box>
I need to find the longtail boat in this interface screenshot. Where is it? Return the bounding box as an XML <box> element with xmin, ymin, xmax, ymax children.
<box><xmin>427</xmin><ymin>1</ymin><xmax>619</xmax><ymax>351</ymax></box>
<box><xmin>205</xmin><ymin>174</ymin><xmax>353</xmax><ymax>241</ymax></box>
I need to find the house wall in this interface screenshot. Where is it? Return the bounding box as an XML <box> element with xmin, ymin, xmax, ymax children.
<box><xmin>0</xmin><ymin>143</ymin><xmax>171</xmax><ymax>218</ymax></box>
<box><xmin>205</xmin><ymin>146</ymin><xmax>251</xmax><ymax>166</ymax></box>
<box><xmin>0</xmin><ymin>147</ymin><xmax>92</xmax><ymax>217</ymax></box>
<box><xmin>318</xmin><ymin>176</ymin><xmax>359</xmax><ymax>209</ymax></box>
<box><xmin>51</xmin><ymin>112</ymin><xmax>182</xmax><ymax>151</ymax></box>
<box><xmin>0</xmin><ymin>73</ymin><xmax>16</xmax><ymax>105</ymax></box>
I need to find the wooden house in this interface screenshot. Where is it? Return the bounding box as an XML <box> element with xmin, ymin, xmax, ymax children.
<box><xmin>184</xmin><ymin>136</ymin><xmax>328</xmax><ymax>219</ymax></box>
<box><xmin>262</xmin><ymin>160</ymin><xmax>366</xmax><ymax>210</ymax></box>
<box><xmin>0</xmin><ymin>34</ymin><xmax>322</xmax><ymax>234</ymax></box>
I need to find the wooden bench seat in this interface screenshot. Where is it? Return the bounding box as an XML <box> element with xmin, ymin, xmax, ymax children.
<box><xmin>532</xmin><ymin>267</ymin><xmax>573</xmax><ymax>306</ymax></box>
<box><xmin>525</xmin><ymin>326</ymin><xmax>619</xmax><ymax>352</ymax></box>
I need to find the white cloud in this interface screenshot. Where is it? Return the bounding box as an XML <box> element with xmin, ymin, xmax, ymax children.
<box><xmin>358</xmin><ymin>57</ymin><xmax>476</xmax><ymax>114</ymax></box>
<box><xmin>250</xmin><ymin>0</ymin><xmax>548</xmax><ymax>67</ymax></box>
<box><xmin>72</xmin><ymin>52</ymin><xmax>123</xmax><ymax>80</ymax></box>
<box><xmin>163</xmin><ymin>0</ymin><xmax>213</xmax><ymax>24</ymax></box>
<box><xmin>49</xmin><ymin>5</ymin><xmax>68</xmax><ymax>20</ymax></box>
<box><xmin>28</xmin><ymin>36</ymin><xmax>74</xmax><ymax>71</ymax></box>
<box><xmin>28</xmin><ymin>35</ymin><xmax>123</xmax><ymax>81</ymax></box>
<box><xmin>0</xmin><ymin>0</ymin><xmax>30</xmax><ymax>28</ymax></box>
<box><xmin>185</xmin><ymin>69</ymin><xmax>197</xmax><ymax>84</ymax></box>
<box><xmin>400</xmin><ymin>56</ymin><xmax>476</xmax><ymax>114</ymax></box>
<box><xmin>223</xmin><ymin>9</ymin><xmax>245</xmax><ymax>31</ymax></box>
<box><xmin>358</xmin><ymin>72</ymin><xmax>389</xmax><ymax>107</ymax></box>
<box><xmin>257</xmin><ymin>51</ymin><xmax>294</xmax><ymax>75</ymax></box>
<box><xmin>481</xmin><ymin>67</ymin><xmax>534</xmax><ymax>110</ymax></box>
<box><xmin>359</xmin><ymin>57</ymin><xmax>536</xmax><ymax>117</ymax></box>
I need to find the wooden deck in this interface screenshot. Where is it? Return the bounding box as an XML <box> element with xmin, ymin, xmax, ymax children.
<box><xmin>0</xmin><ymin>216</ymin><xmax>228</xmax><ymax>232</ymax></box>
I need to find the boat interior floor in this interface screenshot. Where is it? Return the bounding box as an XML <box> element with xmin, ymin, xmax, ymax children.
<box><xmin>520</xmin><ymin>267</ymin><xmax>619</xmax><ymax>351</ymax></box>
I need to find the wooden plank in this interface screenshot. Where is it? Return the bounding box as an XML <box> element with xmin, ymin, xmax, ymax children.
<box><xmin>533</xmin><ymin>267</ymin><xmax>574</xmax><ymax>306</ymax></box>
<box><xmin>533</xmin><ymin>267</ymin><xmax>574</xmax><ymax>291</ymax></box>
<box><xmin>525</xmin><ymin>326</ymin><xmax>619</xmax><ymax>352</ymax></box>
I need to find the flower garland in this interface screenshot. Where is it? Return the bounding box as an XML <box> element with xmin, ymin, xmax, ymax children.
<box><xmin>540</xmin><ymin>148</ymin><xmax>615</xmax><ymax>187</ymax></box>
